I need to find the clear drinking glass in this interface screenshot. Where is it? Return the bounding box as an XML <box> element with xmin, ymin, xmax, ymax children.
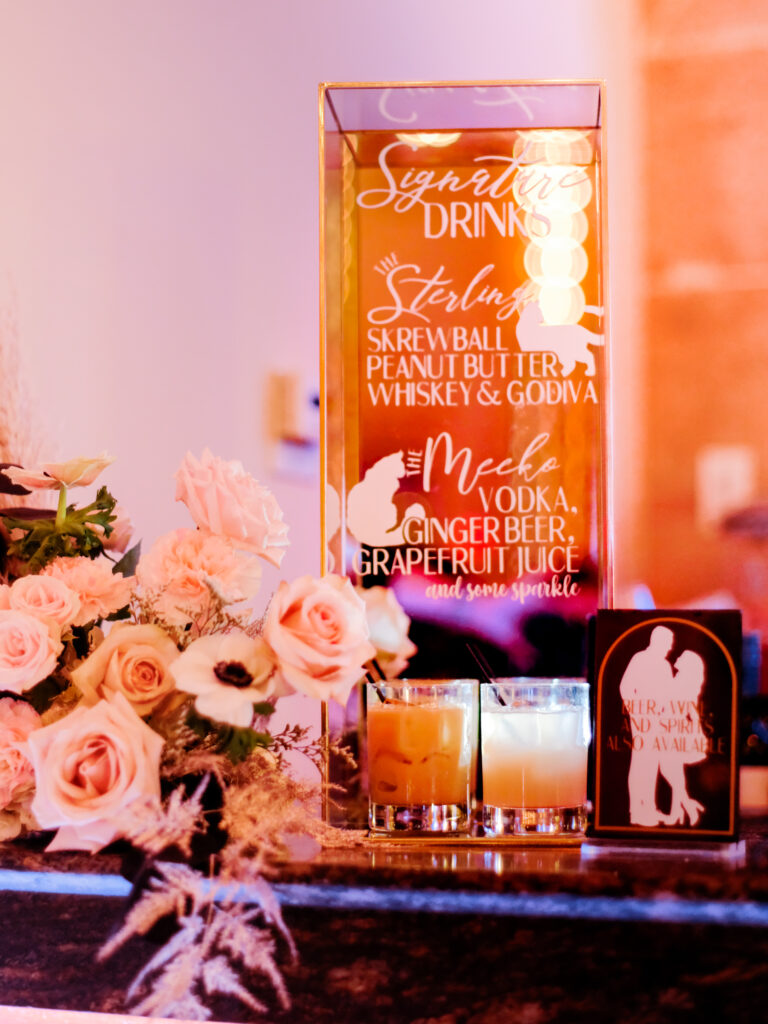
<box><xmin>481</xmin><ymin>679</ymin><xmax>590</xmax><ymax>836</ymax></box>
<box><xmin>367</xmin><ymin>679</ymin><xmax>477</xmax><ymax>835</ymax></box>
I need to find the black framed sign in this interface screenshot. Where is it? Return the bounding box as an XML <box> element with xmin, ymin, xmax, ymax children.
<box><xmin>591</xmin><ymin>610</ymin><xmax>741</xmax><ymax>841</ymax></box>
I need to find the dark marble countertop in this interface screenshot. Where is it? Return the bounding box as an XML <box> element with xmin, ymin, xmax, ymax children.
<box><xmin>3</xmin><ymin>822</ymin><xmax>768</xmax><ymax>1022</ymax></box>
<box><xmin>2</xmin><ymin>817</ymin><xmax>767</xmax><ymax>918</ymax></box>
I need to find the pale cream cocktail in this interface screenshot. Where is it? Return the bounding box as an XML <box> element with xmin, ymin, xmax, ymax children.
<box><xmin>481</xmin><ymin>680</ymin><xmax>590</xmax><ymax>836</ymax></box>
<box><xmin>367</xmin><ymin>680</ymin><xmax>476</xmax><ymax>834</ymax></box>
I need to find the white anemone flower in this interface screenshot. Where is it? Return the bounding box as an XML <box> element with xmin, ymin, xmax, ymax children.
<box><xmin>169</xmin><ymin>632</ymin><xmax>277</xmax><ymax>728</ymax></box>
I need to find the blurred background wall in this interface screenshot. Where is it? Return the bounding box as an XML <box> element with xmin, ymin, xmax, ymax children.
<box><xmin>639</xmin><ymin>1</ymin><xmax>768</xmax><ymax>640</ymax></box>
<box><xmin>12</xmin><ymin>2</ymin><xmax>764</xmax><ymax>664</ymax></box>
<box><xmin>19</xmin><ymin>0</ymin><xmax>768</xmax><ymax>724</ymax></box>
<box><xmin>0</xmin><ymin>0</ymin><xmax>642</xmax><ymax>605</ymax></box>
<box><xmin>2</xmin><ymin>0</ymin><xmax>766</xmax><ymax>797</ymax></box>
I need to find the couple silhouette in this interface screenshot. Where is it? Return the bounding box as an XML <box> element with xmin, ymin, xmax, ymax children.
<box><xmin>619</xmin><ymin>626</ymin><xmax>707</xmax><ymax>828</ymax></box>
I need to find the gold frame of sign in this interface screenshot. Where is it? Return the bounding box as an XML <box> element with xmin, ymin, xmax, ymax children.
<box><xmin>319</xmin><ymin>81</ymin><xmax>613</xmax><ymax>837</ymax></box>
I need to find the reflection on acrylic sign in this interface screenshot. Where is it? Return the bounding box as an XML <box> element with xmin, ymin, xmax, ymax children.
<box><xmin>321</xmin><ymin>83</ymin><xmax>609</xmax><ymax>680</ymax></box>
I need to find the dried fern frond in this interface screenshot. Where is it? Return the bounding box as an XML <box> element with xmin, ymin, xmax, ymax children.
<box><xmin>200</xmin><ymin>955</ymin><xmax>268</xmax><ymax>1016</ymax></box>
<box><xmin>268</xmin><ymin>721</ymin><xmax>357</xmax><ymax>776</ymax></box>
<box><xmin>326</xmin><ymin>733</ymin><xmax>359</xmax><ymax>774</ymax></box>
<box><xmin>134</xmin><ymin>989</ymin><xmax>210</xmax><ymax>1022</ymax></box>
<box><xmin>221</xmin><ymin>753</ymin><xmax>363</xmax><ymax>860</ymax></box>
<box><xmin>242</xmin><ymin>602</ymin><xmax>269</xmax><ymax>639</ymax></box>
<box><xmin>102</xmin><ymin>859</ymin><xmax>293</xmax><ymax>1020</ymax></box>
<box><xmin>162</xmin><ymin>747</ymin><xmax>233</xmax><ymax>784</ymax></box>
<box><xmin>149</xmin><ymin>698</ymin><xmax>230</xmax><ymax>785</ymax></box>
<box><xmin>215</xmin><ymin>852</ymin><xmax>297</xmax><ymax>963</ymax></box>
<box><xmin>210</xmin><ymin>911</ymin><xmax>289</xmax><ymax>1010</ymax></box>
<box><xmin>135</xmin><ymin>584</ymin><xmax>252</xmax><ymax>649</ymax></box>
<box><xmin>128</xmin><ymin>915</ymin><xmax>211</xmax><ymax>1021</ymax></box>
<box><xmin>99</xmin><ymin>862</ymin><xmax>205</xmax><ymax>961</ymax></box>
<box><xmin>113</xmin><ymin>776</ymin><xmax>209</xmax><ymax>858</ymax></box>
<box><xmin>0</xmin><ymin>291</ymin><xmax>51</xmax><ymax>492</ymax></box>
<box><xmin>127</xmin><ymin>911</ymin><xmax>207</xmax><ymax>999</ymax></box>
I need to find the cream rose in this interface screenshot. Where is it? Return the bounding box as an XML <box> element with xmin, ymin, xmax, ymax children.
<box><xmin>71</xmin><ymin>623</ymin><xmax>180</xmax><ymax>716</ymax></box>
<box><xmin>27</xmin><ymin>693</ymin><xmax>164</xmax><ymax>852</ymax></box>
<box><xmin>0</xmin><ymin>610</ymin><xmax>63</xmax><ymax>694</ymax></box>
<box><xmin>175</xmin><ymin>449</ymin><xmax>289</xmax><ymax>567</ymax></box>
<box><xmin>4</xmin><ymin>452</ymin><xmax>115</xmax><ymax>490</ymax></box>
<box><xmin>170</xmin><ymin>631</ymin><xmax>277</xmax><ymax>727</ymax></box>
<box><xmin>136</xmin><ymin>527</ymin><xmax>262</xmax><ymax>627</ymax></box>
<box><xmin>8</xmin><ymin>574</ymin><xmax>81</xmax><ymax>628</ymax></box>
<box><xmin>41</xmin><ymin>556</ymin><xmax>133</xmax><ymax>625</ymax></box>
<box><xmin>264</xmin><ymin>574</ymin><xmax>376</xmax><ymax>705</ymax></box>
<box><xmin>359</xmin><ymin>586</ymin><xmax>417</xmax><ymax>679</ymax></box>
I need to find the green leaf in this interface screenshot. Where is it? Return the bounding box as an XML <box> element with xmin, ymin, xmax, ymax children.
<box><xmin>251</xmin><ymin>701</ymin><xmax>276</xmax><ymax>718</ymax></box>
<box><xmin>106</xmin><ymin>604</ymin><xmax>131</xmax><ymax>622</ymax></box>
<box><xmin>184</xmin><ymin>708</ymin><xmax>273</xmax><ymax>763</ymax></box>
<box><xmin>185</xmin><ymin>709</ymin><xmax>211</xmax><ymax>739</ymax></box>
<box><xmin>69</xmin><ymin>626</ymin><xmax>93</xmax><ymax>660</ymax></box>
<box><xmin>23</xmin><ymin>675</ymin><xmax>68</xmax><ymax>714</ymax></box>
<box><xmin>112</xmin><ymin>541</ymin><xmax>141</xmax><ymax>577</ymax></box>
<box><xmin>221</xmin><ymin>727</ymin><xmax>273</xmax><ymax>764</ymax></box>
<box><xmin>0</xmin><ymin>485</ymin><xmax>122</xmax><ymax>573</ymax></box>
<box><xmin>2</xmin><ymin>514</ymin><xmax>56</xmax><ymax>538</ymax></box>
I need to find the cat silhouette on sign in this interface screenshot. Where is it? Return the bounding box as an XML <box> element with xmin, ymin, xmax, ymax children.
<box><xmin>346</xmin><ymin>451</ymin><xmax>426</xmax><ymax>548</ymax></box>
<box><xmin>516</xmin><ymin>300</ymin><xmax>603</xmax><ymax>378</ymax></box>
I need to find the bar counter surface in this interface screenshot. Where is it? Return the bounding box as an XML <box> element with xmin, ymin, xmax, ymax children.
<box><xmin>2</xmin><ymin>820</ymin><xmax>768</xmax><ymax>1023</ymax></box>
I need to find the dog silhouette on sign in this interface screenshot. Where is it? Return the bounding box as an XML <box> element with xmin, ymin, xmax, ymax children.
<box><xmin>516</xmin><ymin>300</ymin><xmax>603</xmax><ymax>378</ymax></box>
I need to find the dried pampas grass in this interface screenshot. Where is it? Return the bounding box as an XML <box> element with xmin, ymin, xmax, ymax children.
<box><xmin>0</xmin><ymin>287</ymin><xmax>52</xmax><ymax>505</ymax></box>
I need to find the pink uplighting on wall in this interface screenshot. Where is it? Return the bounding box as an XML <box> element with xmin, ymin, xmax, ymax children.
<box><xmin>0</xmin><ymin>0</ymin><xmax>640</xmax><ymax>750</ymax></box>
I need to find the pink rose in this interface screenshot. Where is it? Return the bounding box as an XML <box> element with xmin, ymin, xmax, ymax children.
<box><xmin>5</xmin><ymin>452</ymin><xmax>115</xmax><ymax>491</ymax></box>
<box><xmin>8</xmin><ymin>574</ymin><xmax>81</xmax><ymax>627</ymax></box>
<box><xmin>0</xmin><ymin>585</ymin><xmax>10</xmax><ymax>610</ymax></box>
<box><xmin>41</xmin><ymin>556</ymin><xmax>132</xmax><ymax>625</ymax></box>
<box><xmin>27</xmin><ymin>693</ymin><xmax>164</xmax><ymax>852</ymax></box>
<box><xmin>71</xmin><ymin>623</ymin><xmax>180</xmax><ymax>716</ymax></box>
<box><xmin>136</xmin><ymin>528</ymin><xmax>262</xmax><ymax>627</ymax></box>
<box><xmin>0</xmin><ymin>697</ymin><xmax>41</xmax><ymax>840</ymax></box>
<box><xmin>175</xmin><ymin>449</ymin><xmax>289</xmax><ymax>567</ymax></box>
<box><xmin>0</xmin><ymin>697</ymin><xmax>40</xmax><ymax>808</ymax></box>
<box><xmin>0</xmin><ymin>610</ymin><xmax>63</xmax><ymax>694</ymax></box>
<box><xmin>264</xmin><ymin>574</ymin><xmax>376</xmax><ymax>704</ymax></box>
<box><xmin>359</xmin><ymin>586</ymin><xmax>417</xmax><ymax>679</ymax></box>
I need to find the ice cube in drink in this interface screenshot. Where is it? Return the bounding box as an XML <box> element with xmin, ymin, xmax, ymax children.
<box><xmin>367</xmin><ymin>701</ymin><xmax>469</xmax><ymax>806</ymax></box>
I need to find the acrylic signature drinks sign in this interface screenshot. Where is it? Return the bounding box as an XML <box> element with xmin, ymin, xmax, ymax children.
<box><xmin>320</xmin><ymin>83</ymin><xmax>609</xmax><ymax>680</ymax></box>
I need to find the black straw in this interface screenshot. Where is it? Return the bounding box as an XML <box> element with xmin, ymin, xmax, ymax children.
<box><xmin>465</xmin><ymin>643</ymin><xmax>488</xmax><ymax>818</ymax></box>
<box><xmin>465</xmin><ymin>642</ymin><xmax>493</xmax><ymax>683</ymax></box>
<box><xmin>365</xmin><ymin>660</ymin><xmax>388</xmax><ymax>703</ymax></box>
<box><xmin>465</xmin><ymin>643</ymin><xmax>506</xmax><ymax>705</ymax></box>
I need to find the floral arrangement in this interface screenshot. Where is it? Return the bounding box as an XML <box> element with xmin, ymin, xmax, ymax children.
<box><xmin>0</xmin><ymin>448</ymin><xmax>416</xmax><ymax>1019</ymax></box>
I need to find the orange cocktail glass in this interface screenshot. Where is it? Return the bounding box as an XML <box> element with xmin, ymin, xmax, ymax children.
<box><xmin>367</xmin><ymin>679</ymin><xmax>476</xmax><ymax>834</ymax></box>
